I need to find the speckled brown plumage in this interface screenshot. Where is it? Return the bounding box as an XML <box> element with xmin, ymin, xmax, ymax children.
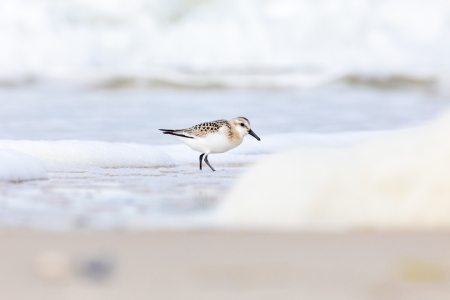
<box><xmin>185</xmin><ymin>120</ymin><xmax>229</xmax><ymax>137</ymax></box>
<box><xmin>163</xmin><ymin>119</ymin><xmax>234</xmax><ymax>139</ymax></box>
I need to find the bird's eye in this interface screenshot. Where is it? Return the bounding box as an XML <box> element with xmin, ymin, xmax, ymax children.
<box><xmin>240</xmin><ymin>123</ymin><xmax>245</xmax><ymax>127</ymax></box>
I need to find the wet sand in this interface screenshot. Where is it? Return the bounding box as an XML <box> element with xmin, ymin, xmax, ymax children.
<box><xmin>0</xmin><ymin>165</ymin><xmax>245</xmax><ymax>229</ymax></box>
<box><xmin>1</xmin><ymin>229</ymin><xmax>450</xmax><ymax>300</ymax></box>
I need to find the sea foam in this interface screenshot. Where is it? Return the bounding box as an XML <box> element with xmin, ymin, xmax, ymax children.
<box><xmin>0</xmin><ymin>141</ymin><xmax>174</xmax><ymax>169</ymax></box>
<box><xmin>220</xmin><ymin>110</ymin><xmax>450</xmax><ymax>231</ymax></box>
<box><xmin>1</xmin><ymin>0</ymin><xmax>450</xmax><ymax>89</ymax></box>
<box><xmin>0</xmin><ymin>148</ymin><xmax>47</xmax><ymax>181</ymax></box>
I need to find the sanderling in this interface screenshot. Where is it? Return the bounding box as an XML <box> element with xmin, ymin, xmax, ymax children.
<box><xmin>159</xmin><ymin>117</ymin><xmax>260</xmax><ymax>171</ymax></box>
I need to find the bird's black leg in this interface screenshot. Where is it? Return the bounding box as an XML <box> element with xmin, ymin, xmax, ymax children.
<box><xmin>204</xmin><ymin>154</ymin><xmax>216</xmax><ymax>172</ymax></box>
<box><xmin>199</xmin><ymin>153</ymin><xmax>205</xmax><ymax>170</ymax></box>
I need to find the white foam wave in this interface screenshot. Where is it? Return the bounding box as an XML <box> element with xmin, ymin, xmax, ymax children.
<box><xmin>0</xmin><ymin>148</ymin><xmax>47</xmax><ymax>181</ymax></box>
<box><xmin>1</xmin><ymin>0</ymin><xmax>450</xmax><ymax>89</ymax></box>
<box><xmin>220</xmin><ymin>110</ymin><xmax>450</xmax><ymax>230</ymax></box>
<box><xmin>0</xmin><ymin>141</ymin><xmax>174</xmax><ymax>169</ymax></box>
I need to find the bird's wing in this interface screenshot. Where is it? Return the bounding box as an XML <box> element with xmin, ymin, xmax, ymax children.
<box><xmin>183</xmin><ymin>120</ymin><xmax>230</xmax><ymax>138</ymax></box>
<box><xmin>159</xmin><ymin>119</ymin><xmax>229</xmax><ymax>139</ymax></box>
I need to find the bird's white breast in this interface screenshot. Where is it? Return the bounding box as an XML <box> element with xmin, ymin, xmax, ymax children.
<box><xmin>179</xmin><ymin>131</ymin><xmax>242</xmax><ymax>154</ymax></box>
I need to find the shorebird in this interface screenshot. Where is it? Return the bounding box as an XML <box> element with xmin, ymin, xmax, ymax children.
<box><xmin>159</xmin><ymin>117</ymin><xmax>260</xmax><ymax>171</ymax></box>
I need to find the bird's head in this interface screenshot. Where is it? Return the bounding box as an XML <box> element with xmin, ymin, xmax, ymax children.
<box><xmin>230</xmin><ymin>117</ymin><xmax>260</xmax><ymax>141</ymax></box>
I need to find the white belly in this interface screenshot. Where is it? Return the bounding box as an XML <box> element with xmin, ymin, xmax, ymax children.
<box><xmin>179</xmin><ymin>133</ymin><xmax>242</xmax><ymax>154</ymax></box>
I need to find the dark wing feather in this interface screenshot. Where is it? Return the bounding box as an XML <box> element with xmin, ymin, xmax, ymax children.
<box><xmin>159</xmin><ymin>129</ymin><xmax>193</xmax><ymax>139</ymax></box>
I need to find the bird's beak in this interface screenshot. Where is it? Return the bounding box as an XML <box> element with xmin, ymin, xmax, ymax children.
<box><xmin>248</xmin><ymin>129</ymin><xmax>261</xmax><ymax>141</ymax></box>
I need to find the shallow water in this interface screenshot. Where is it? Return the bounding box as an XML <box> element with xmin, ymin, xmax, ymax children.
<box><xmin>0</xmin><ymin>86</ymin><xmax>449</xmax><ymax>229</ymax></box>
<box><xmin>1</xmin><ymin>87</ymin><xmax>448</xmax><ymax>141</ymax></box>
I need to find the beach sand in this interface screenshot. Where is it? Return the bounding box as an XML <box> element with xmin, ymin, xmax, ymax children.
<box><xmin>1</xmin><ymin>229</ymin><xmax>450</xmax><ymax>300</ymax></box>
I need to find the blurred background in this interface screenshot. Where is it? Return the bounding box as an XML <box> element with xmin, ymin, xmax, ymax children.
<box><xmin>1</xmin><ymin>0</ymin><xmax>450</xmax><ymax>90</ymax></box>
<box><xmin>1</xmin><ymin>0</ymin><xmax>450</xmax><ymax>299</ymax></box>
